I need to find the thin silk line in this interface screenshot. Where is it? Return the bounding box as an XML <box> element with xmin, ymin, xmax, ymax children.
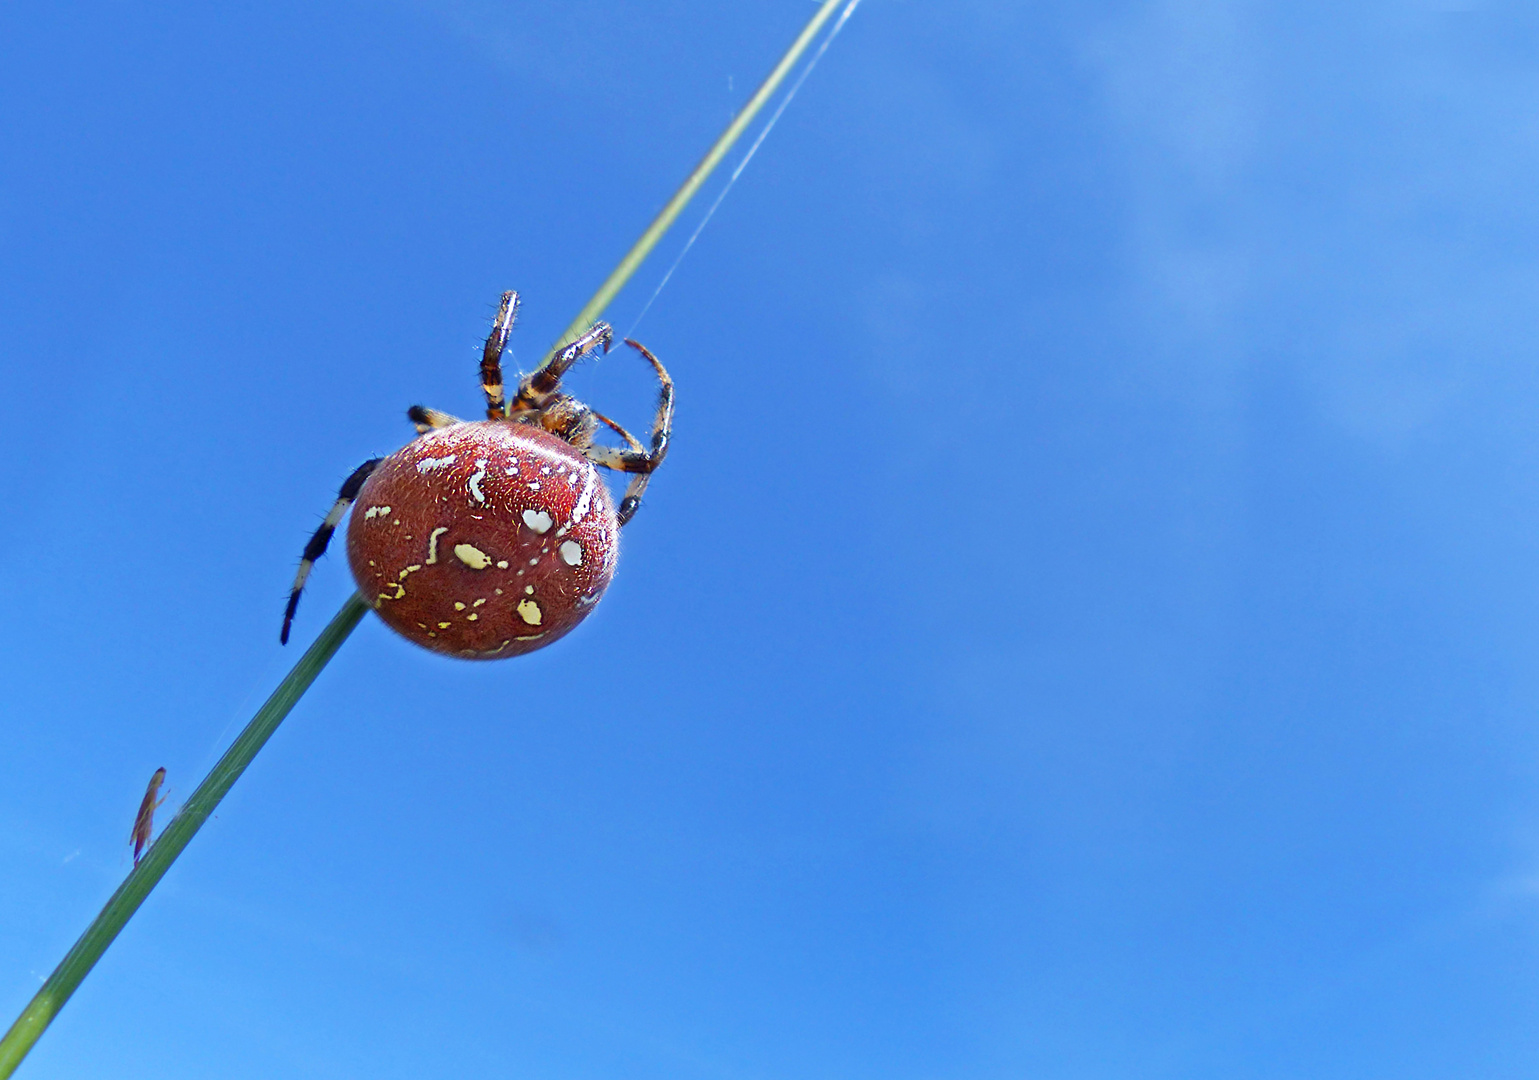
<box><xmin>622</xmin><ymin>0</ymin><xmax>863</xmax><ymax>342</ymax></box>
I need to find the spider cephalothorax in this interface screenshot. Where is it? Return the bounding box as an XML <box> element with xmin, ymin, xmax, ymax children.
<box><xmin>281</xmin><ymin>291</ymin><xmax>673</xmax><ymax>659</ymax></box>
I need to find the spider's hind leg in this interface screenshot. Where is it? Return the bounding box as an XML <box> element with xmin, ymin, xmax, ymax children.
<box><xmin>281</xmin><ymin>457</ymin><xmax>383</xmax><ymax>644</ymax></box>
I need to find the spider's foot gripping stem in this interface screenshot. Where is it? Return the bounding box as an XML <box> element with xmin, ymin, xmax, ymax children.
<box><xmin>507</xmin><ymin>321</ymin><xmax>614</xmax><ymax>417</ymax></box>
<box><xmin>281</xmin><ymin>457</ymin><xmax>383</xmax><ymax>644</ymax></box>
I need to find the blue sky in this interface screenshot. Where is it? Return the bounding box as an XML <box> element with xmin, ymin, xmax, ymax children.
<box><xmin>4</xmin><ymin>1</ymin><xmax>1539</xmax><ymax>1076</ymax></box>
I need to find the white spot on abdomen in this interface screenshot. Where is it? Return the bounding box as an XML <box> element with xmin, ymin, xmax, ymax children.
<box><xmin>516</xmin><ymin>598</ymin><xmax>543</xmax><ymax>625</ymax></box>
<box><xmin>558</xmin><ymin>540</ymin><xmax>583</xmax><ymax>567</ymax></box>
<box><xmin>363</xmin><ymin>505</ymin><xmax>392</xmax><ymax>520</ymax></box>
<box><xmin>467</xmin><ymin>460</ymin><xmax>488</xmax><ymax>503</ymax></box>
<box><xmin>570</xmin><ymin>470</ymin><xmax>595</xmax><ymax>525</ymax></box>
<box><xmin>416</xmin><ymin>454</ymin><xmax>457</xmax><ymax>473</ymax></box>
<box><xmin>522</xmin><ymin>509</ymin><xmax>553</xmax><ymax>534</ymax></box>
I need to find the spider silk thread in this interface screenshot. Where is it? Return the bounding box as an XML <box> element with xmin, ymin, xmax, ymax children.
<box><xmin>622</xmin><ymin>0</ymin><xmax>863</xmax><ymax>342</ymax></box>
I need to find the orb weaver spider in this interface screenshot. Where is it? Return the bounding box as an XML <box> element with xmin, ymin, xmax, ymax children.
<box><xmin>281</xmin><ymin>291</ymin><xmax>674</xmax><ymax>659</ymax></box>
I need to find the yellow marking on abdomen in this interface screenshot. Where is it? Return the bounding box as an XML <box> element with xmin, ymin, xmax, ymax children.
<box><xmin>425</xmin><ymin>527</ymin><xmax>449</xmax><ymax>564</ymax></box>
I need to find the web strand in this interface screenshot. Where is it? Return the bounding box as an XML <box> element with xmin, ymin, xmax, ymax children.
<box><xmin>623</xmin><ymin>0</ymin><xmax>863</xmax><ymax>342</ymax></box>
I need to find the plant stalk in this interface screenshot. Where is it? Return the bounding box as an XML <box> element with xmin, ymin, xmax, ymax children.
<box><xmin>541</xmin><ymin>0</ymin><xmax>847</xmax><ymax>366</ymax></box>
<box><xmin>0</xmin><ymin>594</ymin><xmax>368</xmax><ymax>1077</ymax></box>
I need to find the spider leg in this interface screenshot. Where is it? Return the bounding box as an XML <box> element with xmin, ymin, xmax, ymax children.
<box><xmin>479</xmin><ymin>290</ymin><xmax>520</xmax><ymax>419</ymax></box>
<box><xmin>590</xmin><ymin>408</ymin><xmax>645</xmax><ymax>453</ymax></box>
<box><xmin>582</xmin><ymin>340</ymin><xmax>674</xmax><ymax>525</ymax></box>
<box><xmin>407</xmin><ymin>405</ymin><xmax>461</xmax><ymax>433</ymax></box>
<box><xmin>281</xmin><ymin>457</ymin><xmax>383</xmax><ymax>644</ymax></box>
<box><xmin>583</xmin><ymin>444</ymin><xmax>655</xmax><ymax>526</ymax></box>
<box><xmin>625</xmin><ymin>339</ymin><xmax>674</xmax><ymax>461</ymax></box>
<box><xmin>507</xmin><ymin>322</ymin><xmax>613</xmax><ymax>417</ymax></box>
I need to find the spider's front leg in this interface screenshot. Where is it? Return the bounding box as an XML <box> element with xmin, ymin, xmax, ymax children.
<box><xmin>281</xmin><ymin>457</ymin><xmax>383</xmax><ymax>643</ymax></box>
<box><xmin>507</xmin><ymin>321</ymin><xmax>613</xmax><ymax>418</ymax></box>
<box><xmin>479</xmin><ymin>290</ymin><xmax>520</xmax><ymax>419</ymax></box>
<box><xmin>582</xmin><ymin>339</ymin><xmax>675</xmax><ymax>525</ymax></box>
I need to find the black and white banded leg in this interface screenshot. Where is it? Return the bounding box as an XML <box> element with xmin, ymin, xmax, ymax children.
<box><xmin>479</xmin><ymin>290</ymin><xmax>520</xmax><ymax>419</ymax></box>
<box><xmin>281</xmin><ymin>457</ymin><xmax>383</xmax><ymax>644</ymax></box>
<box><xmin>582</xmin><ymin>340</ymin><xmax>674</xmax><ymax>525</ymax></box>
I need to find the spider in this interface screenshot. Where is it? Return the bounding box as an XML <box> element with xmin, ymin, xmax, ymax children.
<box><xmin>281</xmin><ymin>290</ymin><xmax>673</xmax><ymax>658</ymax></box>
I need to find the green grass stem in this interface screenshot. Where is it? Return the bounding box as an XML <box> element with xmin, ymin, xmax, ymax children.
<box><xmin>0</xmin><ymin>594</ymin><xmax>368</xmax><ymax>1076</ymax></box>
<box><xmin>541</xmin><ymin>0</ymin><xmax>847</xmax><ymax>366</ymax></box>
<box><xmin>0</xmin><ymin>4</ymin><xmax>850</xmax><ymax>1073</ymax></box>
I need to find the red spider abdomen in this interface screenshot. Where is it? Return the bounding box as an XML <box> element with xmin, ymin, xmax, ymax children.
<box><xmin>345</xmin><ymin>421</ymin><xmax>619</xmax><ymax>659</ymax></box>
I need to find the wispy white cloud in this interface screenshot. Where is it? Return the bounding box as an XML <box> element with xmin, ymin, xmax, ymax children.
<box><xmin>1084</xmin><ymin>0</ymin><xmax>1539</xmax><ymax>446</ymax></box>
